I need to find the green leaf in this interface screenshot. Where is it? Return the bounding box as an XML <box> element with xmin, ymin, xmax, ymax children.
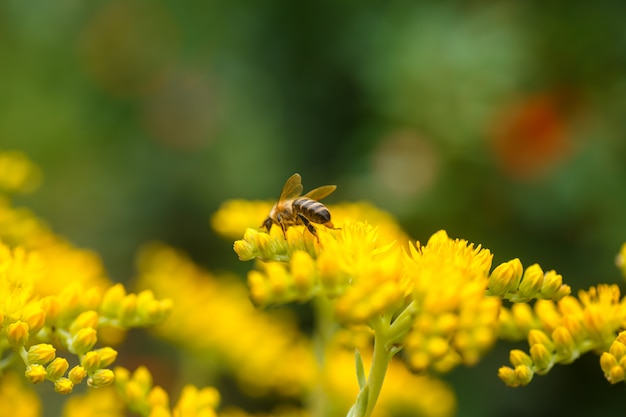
<box><xmin>355</xmin><ymin>349</ymin><xmax>366</xmax><ymax>389</ymax></box>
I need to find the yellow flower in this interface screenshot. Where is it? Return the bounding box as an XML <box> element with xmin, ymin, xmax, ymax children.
<box><xmin>499</xmin><ymin>284</ymin><xmax>626</xmax><ymax>387</ymax></box>
<box><xmin>403</xmin><ymin>230</ymin><xmax>500</xmax><ymax>372</ymax></box>
<box><xmin>0</xmin><ymin>244</ymin><xmax>43</xmax><ymax>320</ymax></box>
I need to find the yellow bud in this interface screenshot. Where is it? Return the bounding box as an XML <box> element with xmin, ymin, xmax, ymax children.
<box><xmin>518</xmin><ymin>264</ymin><xmax>544</xmax><ymax>299</ymax></box>
<box><xmin>68</xmin><ymin>365</ymin><xmax>87</xmax><ymax>385</ymax></box>
<box><xmin>70</xmin><ymin>327</ymin><xmax>97</xmax><ymax>354</ymax></box>
<box><xmin>8</xmin><ymin>320</ymin><xmax>30</xmax><ymax>347</ymax></box>
<box><xmin>54</xmin><ymin>377</ymin><xmax>74</xmax><ymax>394</ymax></box>
<box><xmin>132</xmin><ymin>366</ymin><xmax>153</xmax><ymax>390</ymax></box>
<box><xmin>528</xmin><ymin>329</ymin><xmax>554</xmax><ymax>351</ymax></box>
<box><xmin>114</xmin><ymin>366</ymin><xmax>131</xmax><ymax>386</ymax></box>
<box><xmin>136</xmin><ymin>291</ymin><xmax>172</xmax><ymax>324</ymax></box>
<box><xmin>426</xmin><ymin>337</ymin><xmax>450</xmax><ymax>359</ymax></box>
<box><xmin>89</xmin><ymin>368</ymin><xmax>115</xmax><ymax>387</ymax></box>
<box><xmin>233</xmin><ymin>239</ymin><xmax>255</xmax><ymax>261</ymax></box>
<box><xmin>197</xmin><ymin>386</ymin><xmax>220</xmax><ymax>408</ymax></box>
<box><xmin>120</xmin><ymin>294</ymin><xmax>138</xmax><ymax>324</ymax></box>
<box><xmin>610</xmin><ymin>339</ymin><xmax>626</xmax><ymax>359</ymax></box>
<box><xmin>509</xmin><ymin>349</ymin><xmax>533</xmax><ymax>367</ymax></box>
<box><xmin>617</xmin><ymin>330</ymin><xmax>626</xmax><ymax>345</ymax></box>
<box><xmin>290</xmin><ymin>250</ymin><xmax>316</xmax><ymax>294</ymax></box>
<box><xmin>147</xmin><ymin>386</ymin><xmax>170</xmax><ymax>408</ymax></box>
<box><xmin>541</xmin><ymin>270</ymin><xmax>566</xmax><ymax>299</ymax></box>
<box><xmin>100</xmin><ymin>284</ymin><xmax>126</xmax><ymax>317</ymax></box>
<box><xmin>600</xmin><ymin>352</ymin><xmax>618</xmax><ymax>376</ymax></box>
<box><xmin>21</xmin><ymin>306</ymin><xmax>46</xmax><ymax>335</ymax></box>
<box><xmin>511</xmin><ymin>302</ymin><xmax>534</xmax><ymax>329</ymax></box>
<box><xmin>608</xmin><ymin>365</ymin><xmax>625</xmax><ymax>384</ymax></box>
<box><xmin>247</xmin><ymin>270</ymin><xmax>269</xmax><ymax>306</ymax></box>
<box><xmin>70</xmin><ymin>310</ymin><xmax>99</xmax><ymax>335</ymax></box>
<box><xmin>27</xmin><ymin>343</ymin><xmax>56</xmax><ymax>365</ymax></box>
<box><xmin>513</xmin><ymin>364</ymin><xmax>534</xmax><ymax>386</ymax></box>
<box><xmin>82</xmin><ymin>351</ymin><xmax>102</xmax><ymax>373</ymax></box>
<box><xmin>552</xmin><ymin>326</ymin><xmax>576</xmax><ymax>362</ymax></box>
<box><xmin>94</xmin><ymin>347</ymin><xmax>118</xmax><ymax>368</ymax></box>
<box><xmin>41</xmin><ymin>296</ymin><xmax>60</xmax><ymax>323</ymax></box>
<box><xmin>256</xmin><ymin>231</ymin><xmax>278</xmax><ymax>259</ymax></box>
<box><xmin>149</xmin><ymin>406</ymin><xmax>172</xmax><ymax>417</ymax></box>
<box><xmin>25</xmin><ymin>364</ymin><xmax>47</xmax><ymax>384</ymax></box>
<box><xmin>530</xmin><ymin>343</ymin><xmax>553</xmax><ymax>374</ymax></box>
<box><xmin>46</xmin><ymin>357</ymin><xmax>69</xmax><ymax>380</ymax></box>
<box><xmin>488</xmin><ymin>258</ymin><xmax>522</xmax><ymax>296</ymax></box>
<box><xmin>498</xmin><ymin>366</ymin><xmax>519</xmax><ymax>387</ymax></box>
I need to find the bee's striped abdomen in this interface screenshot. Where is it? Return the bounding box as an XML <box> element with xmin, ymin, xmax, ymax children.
<box><xmin>292</xmin><ymin>197</ymin><xmax>332</xmax><ymax>225</ymax></box>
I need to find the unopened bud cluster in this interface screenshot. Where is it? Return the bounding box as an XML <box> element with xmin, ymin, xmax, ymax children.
<box><xmin>115</xmin><ymin>366</ymin><xmax>220</xmax><ymax>417</ymax></box>
<box><xmin>487</xmin><ymin>259</ymin><xmax>571</xmax><ymax>302</ymax></box>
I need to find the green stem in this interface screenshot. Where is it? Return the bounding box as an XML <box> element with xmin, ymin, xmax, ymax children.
<box><xmin>361</xmin><ymin>327</ymin><xmax>392</xmax><ymax>417</ymax></box>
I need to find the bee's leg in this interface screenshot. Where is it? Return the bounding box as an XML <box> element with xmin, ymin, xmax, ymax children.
<box><xmin>297</xmin><ymin>213</ymin><xmax>319</xmax><ymax>242</ymax></box>
<box><xmin>276</xmin><ymin>214</ymin><xmax>288</xmax><ymax>239</ymax></box>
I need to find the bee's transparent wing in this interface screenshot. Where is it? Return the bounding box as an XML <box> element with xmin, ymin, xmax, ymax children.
<box><xmin>279</xmin><ymin>173</ymin><xmax>304</xmax><ymax>201</ymax></box>
<box><xmin>304</xmin><ymin>185</ymin><xmax>336</xmax><ymax>201</ymax></box>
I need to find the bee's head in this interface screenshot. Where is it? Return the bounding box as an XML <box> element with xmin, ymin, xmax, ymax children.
<box><xmin>261</xmin><ymin>217</ymin><xmax>273</xmax><ymax>231</ymax></box>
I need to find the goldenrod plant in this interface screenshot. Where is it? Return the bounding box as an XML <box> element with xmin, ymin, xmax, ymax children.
<box><xmin>2</xmin><ymin>149</ymin><xmax>626</xmax><ymax>417</ymax></box>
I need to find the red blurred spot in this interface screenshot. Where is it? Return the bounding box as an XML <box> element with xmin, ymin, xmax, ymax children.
<box><xmin>490</xmin><ymin>93</ymin><xmax>574</xmax><ymax>180</ymax></box>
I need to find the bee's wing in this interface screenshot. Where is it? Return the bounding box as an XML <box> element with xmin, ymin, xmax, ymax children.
<box><xmin>279</xmin><ymin>173</ymin><xmax>304</xmax><ymax>201</ymax></box>
<box><xmin>304</xmin><ymin>185</ymin><xmax>336</xmax><ymax>201</ymax></box>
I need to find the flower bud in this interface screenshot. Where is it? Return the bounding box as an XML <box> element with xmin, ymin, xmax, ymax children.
<box><xmin>94</xmin><ymin>347</ymin><xmax>118</xmax><ymax>368</ymax></box>
<box><xmin>46</xmin><ymin>357</ymin><xmax>69</xmax><ymax>380</ymax></box>
<box><xmin>89</xmin><ymin>368</ymin><xmax>115</xmax><ymax>387</ymax></box>
<box><xmin>54</xmin><ymin>377</ymin><xmax>74</xmax><ymax>394</ymax></box>
<box><xmin>234</xmin><ymin>238</ymin><xmax>255</xmax><ymax>261</ymax></box>
<box><xmin>518</xmin><ymin>264</ymin><xmax>544</xmax><ymax>299</ymax></box>
<box><xmin>488</xmin><ymin>259</ymin><xmax>522</xmax><ymax>296</ymax></box>
<box><xmin>8</xmin><ymin>320</ymin><xmax>29</xmax><ymax>347</ymax></box>
<box><xmin>509</xmin><ymin>349</ymin><xmax>533</xmax><ymax>367</ymax></box>
<box><xmin>147</xmin><ymin>386</ymin><xmax>170</xmax><ymax>408</ymax></box>
<box><xmin>530</xmin><ymin>343</ymin><xmax>553</xmax><ymax>374</ymax></box>
<box><xmin>28</xmin><ymin>343</ymin><xmax>56</xmax><ymax>365</ymax></box>
<box><xmin>70</xmin><ymin>327</ymin><xmax>97</xmax><ymax>354</ymax></box>
<box><xmin>541</xmin><ymin>270</ymin><xmax>566</xmax><ymax>299</ymax></box>
<box><xmin>21</xmin><ymin>306</ymin><xmax>46</xmax><ymax>335</ymax></box>
<box><xmin>25</xmin><ymin>364</ymin><xmax>47</xmax><ymax>384</ymax></box>
<box><xmin>68</xmin><ymin>365</ymin><xmax>87</xmax><ymax>385</ymax></box>
<box><xmin>70</xmin><ymin>310</ymin><xmax>99</xmax><ymax>335</ymax></box>
<box><xmin>100</xmin><ymin>284</ymin><xmax>126</xmax><ymax>318</ymax></box>
<box><xmin>81</xmin><ymin>351</ymin><xmax>101</xmax><ymax>373</ymax></box>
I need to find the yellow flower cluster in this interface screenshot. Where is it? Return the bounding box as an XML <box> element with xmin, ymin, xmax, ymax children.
<box><xmin>134</xmin><ymin>242</ymin><xmax>317</xmax><ymax>397</ymax></box>
<box><xmin>221</xmin><ymin>194</ymin><xmax>581</xmax><ymax>416</ymax></box>
<box><xmin>115</xmin><ymin>366</ymin><xmax>220</xmax><ymax>417</ymax></box>
<box><xmin>0</xmin><ymin>239</ymin><xmax>171</xmax><ymax>394</ymax></box>
<box><xmin>0</xmin><ymin>154</ymin><xmax>173</xmax><ymax>398</ymax></box>
<box><xmin>403</xmin><ymin>231</ymin><xmax>501</xmax><ymax>372</ymax></box>
<box><xmin>498</xmin><ymin>284</ymin><xmax>626</xmax><ymax>387</ymax></box>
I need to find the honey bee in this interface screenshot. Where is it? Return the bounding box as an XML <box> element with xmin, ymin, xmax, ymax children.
<box><xmin>261</xmin><ymin>173</ymin><xmax>337</xmax><ymax>241</ymax></box>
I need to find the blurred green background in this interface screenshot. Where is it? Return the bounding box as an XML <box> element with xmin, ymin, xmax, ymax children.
<box><xmin>3</xmin><ymin>1</ymin><xmax>626</xmax><ymax>416</ymax></box>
